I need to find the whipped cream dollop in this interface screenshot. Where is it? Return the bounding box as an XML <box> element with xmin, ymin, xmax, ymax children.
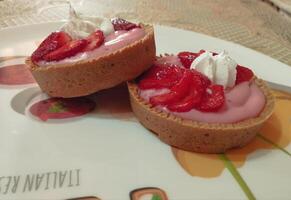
<box><xmin>60</xmin><ymin>5</ymin><xmax>114</xmax><ymax>39</ymax></box>
<box><xmin>190</xmin><ymin>51</ymin><xmax>237</xmax><ymax>88</ymax></box>
<box><xmin>100</xmin><ymin>18</ymin><xmax>115</xmax><ymax>35</ymax></box>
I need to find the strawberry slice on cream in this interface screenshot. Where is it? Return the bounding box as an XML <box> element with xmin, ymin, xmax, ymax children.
<box><xmin>137</xmin><ymin>50</ymin><xmax>265</xmax><ymax>123</ymax></box>
<box><xmin>31</xmin><ymin>17</ymin><xmax>142</xmax><ymax>64</ymax></box>
<box><xmin>26</xmin><ymin>5</ymin><xmax>155</xmax><ymax>98</ymax></box>
<box><xmin>128</xmin><ymin>50</ymin><xmax>274</xmax><ymax>153</ymax></box>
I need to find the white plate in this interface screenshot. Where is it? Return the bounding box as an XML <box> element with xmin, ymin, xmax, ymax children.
<box><xmin>0</xmin><ymin>22</ymin><xmax>291</xmax><ymax>200</ymax></box>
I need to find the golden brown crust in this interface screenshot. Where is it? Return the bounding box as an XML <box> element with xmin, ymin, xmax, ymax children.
<box><xmin>25</xmin><ymin>25</ymin><xmax>156</xmax><ymax>98</ymax></box>
<box><xmin>127</xmin><ymin>78</ymin><xmax>275</xmax><ymax>153</ymax></box>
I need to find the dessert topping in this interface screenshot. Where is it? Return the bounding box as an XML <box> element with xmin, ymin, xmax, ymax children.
<box><xmin>139</xmin><ymin>65</ymin><xmax>184</xmax><ymax>89</ymax></box>
<box><xmin>178</xmin><ymin>50</ymin><xmax>205</xmax><ymax>68</ymax></box>
<box><xmin>149</xmin><ymin>70</ymin><xmax>193</xmax><ymax>106</ymax></box>
<box><xmin>235</xmin><ymin>65</ymin><xmax>254</xmax><ymax>85</ymax></box>
<box><xmin>43</xmin><ymin>39</ymin><xmax>88</xmax><ymax>61</ymax></box>
<box><xmin>31</xmin><ymin>31</ymin><xmax>72</xmax><ymax>62</ymax></box>
<box><xmin>100</xmin><ymin>18</ymin><xmax>115</xmax><ymax>35</ymax></box>
<box><xmin>31</xmin><ymin>5</ymin><xmax>141</xmax><ymax>63</ymax></box>
<box><xmin>198</xmin><ymin>84</ymin><xmax>225</xmax><ymax>112</ymax></box>
<box><xmin>190</xmin><ymin>50</ymin><xmax>237</xmax><ymax>88</ymax></box>
<box><xmin>60</xmin><ymin>6</ymin><xmax>100</xmax><ymax>39</ymax></box>
<box><xmin>82</xmin><ymin>30</ymin><xmax>105</xmax><ymax>52</ymax></box>
<box><xmin>111</xmin><ymin>18</ymin><xmax>140</xmax><ymax>31</ymax></box>
<box><xmin>138</xmin><ymin>64</ymin><xmax>225</xmax><ymax>112</ymax></box>
<box><xmin>139</xmin><ymin>50</ymin><xmax>255</xmax><ymax>113</ymax></box>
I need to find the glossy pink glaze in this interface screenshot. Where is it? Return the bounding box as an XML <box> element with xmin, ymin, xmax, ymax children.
<box><xmin>138</xmin><ymin>56</ymin><xmax>266</xmax><ymax>123</ymax></box>
<box><xmin>38</xmin><ymin>28</ymin><xmax>145</xmax><ymax>66</ymax></box>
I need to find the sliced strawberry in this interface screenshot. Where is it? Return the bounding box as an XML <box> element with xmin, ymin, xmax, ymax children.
<box><xmin>178</xmin><ymin>50</ymin><xmax>205</xmax><ymax>68</ymax></box>
<box><xmin>178</xmin><ymin>52</ymin><xmax>198</xmax><ymax>69</ymax></box>
<box><xmin>138</xmin><ymin>65</ymin><xmax>184</xmax><ymax>89</ymax></box>
<box><xmin>167</xmin><ymin>70</ymin><xmax>207</xmax><ymax>112</ymax></box>
<box><xmin>168</xmin><ymin>84</ymin><xmax>203</xmax><ymax>112</ymax></box>
<box><xmin>149</xmin><ymin>70</ymin><xmax>193</xmax><ymax>106</ymax></box>
<box><xmin>140</xmin><ymin>65</ymin><xmax>165</xmax><ymax>80</ymax></box>
<box><xmin>38</xmin><ymin>32</ymin><xmax>72</xmax><ymax>49</ymax></box>
<box><xmin>155</xmin><ymin>65</ymin><xmax>184</xmax><ymax>80</ymax></box>
<box><xmin>111</xmin><ymin>18</ymin><xmax>140</xmax><ymax>31</ymax></box>
<box><xmin>192</xmin><ymin>69</ymin><xmax>211</xmax><ymax>90</ymax></box>
<box><xmin>235</xmin><ymin>65</ymin><xmax>254</xmax><ymax>85</ymax></box>
<box><xmin>139</xmin><ymin>78</ymin><xmax>177</xmax><ymax>89</ymax></box>
<box><xmin>43</xmin><ymin>39</ymin><xmax>88</xmax><ymax>61</ymax></box>
<box><xmin>31</xmin><ymin>31</ymin><xmax>72</xmax><ymax>63</ymax></box>
<box><xmin>197</xmin><ymin>84</ymin><xmax>225</xmax><ymax>112</ymax></box>
<box><xmin>82</xmin><ymin>30</ymin><xmax>105</xmax><ymax>52</ymax></box>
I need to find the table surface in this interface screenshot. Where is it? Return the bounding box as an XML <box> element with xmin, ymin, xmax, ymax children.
<box><xmin>0</xmin><ymin>0</ymin><xmax>291</xmax><ymax>66</ymax></box>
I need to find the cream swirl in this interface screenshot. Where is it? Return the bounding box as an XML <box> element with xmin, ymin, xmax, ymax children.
<box><xmin>60</xmin><ymin>5</ymin><xmax>114</xmax><ymax>39</ymax></box>
<box><xmin>190</xmin><ymin>50</ymin><xmax>237</xmax><ymax>88</ymax></box>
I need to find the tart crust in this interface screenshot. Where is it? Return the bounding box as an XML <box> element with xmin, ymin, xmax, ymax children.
<box><xmin>26</xmin><ymin>25</ymin><xmax>155</xmax><ymax>97</ymax></box>
<box><xmin>127</xmin><ymin>78</ymin><xmax>275</xmax><ymax>153</ymax></box>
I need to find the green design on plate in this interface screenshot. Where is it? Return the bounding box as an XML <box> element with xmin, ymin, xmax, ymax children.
<box><xmin>48</xmin><ymin>102</ymin><xmax>67</xmax><ymax>113</ymax></box>
<box><xmin>151</xmin><ymin>194</ymin><xmax>162</xmax><ymax>200</ymax></box>
<box><xmin>220</xmin><ymin>154</ymin><xmax>256</xmax><ymax>200</ymax></box>
<box><xmin>257</xmin><ymin>134</ymin><xmax>291</xmax><ymax>157</ymax></box>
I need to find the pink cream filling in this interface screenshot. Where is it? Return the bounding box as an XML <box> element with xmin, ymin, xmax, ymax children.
<box><xmin>138</xmin><ymin>56</ymin><xmax>266</xmax><ymax>123</ymax></box>
<box><xmin>38</xmin><ymin>28</ymin><xmax>146</xmax><ymax>66</ymax></box>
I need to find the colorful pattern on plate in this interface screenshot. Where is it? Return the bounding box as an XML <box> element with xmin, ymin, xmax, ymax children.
<box><xmin>0</xmin><ymin>56</ymin><xmax>35</xmax><ymax>85</ymax></box>
<box><xmin>130</xmin><ymin>187</ymin><xmax>168</xmax><ymax>200</ymax></box>
<box><xmin>67</xmin><ymin>196</ymin><xmax>101</xmax><ymax>200</ymax></box>
<box><xmin>29</xmin><ymin>97</ymin><xmax>96</xmax><ymax>121</ymax></box>
<box><xmin>172</xmin><ymin>89</ymin><xmax>291</xmax><ymax>199</ymax></box>
<box><xmin>1</xmin><ymin>52</ymin><xmax>291</xmax><ymax>199</ymax></box>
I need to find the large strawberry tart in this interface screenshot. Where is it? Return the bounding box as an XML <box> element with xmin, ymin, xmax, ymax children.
<box><xmin>26</xmin><ymin>8</ymin><xmax>155</xmax><ymax>97</ymax></box>
<box><xmin>128</xmin><ymin>50</ymin><xmax>275</xmax><ymax>153</ymax></box>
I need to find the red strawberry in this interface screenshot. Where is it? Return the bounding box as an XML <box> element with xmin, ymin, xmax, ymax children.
<box><xmin>178</xmin><ymin>50</ymin><xmax>205</xmax><ymax>68</ymax></box>
<box><xmin>149</xmin><ymin>65</ymin><xmax>184</xmax><ymax>80</ymax></box>
<box><xmin>140</xmin><ymin>65</ymin><xmax>165</xmax><ymax>80</ymax></box>
<box><xmin>139</xmin><ymin>78</ymin><xmax>176</xmax><ymax>89</ymax></box>
<box><xmin>197</xmin><ymin>84</ymin><xmax>225</xmax><ymax>112</ymax></box>
<box><xmin>82</xmin><ymin>30</ymin><xmax>105</xmax><ymax>52</ymax></box>
<box><xmin>43</xmin><ymin>39</ymin><xmax>88</xmax><ymax>61</ymax></box>
<box><xmin>150</xmin><ymin>70</ymin><xmax>193</xmax><ymax>106</ymax></box>
<box><xmin>211</xmin><ymin>51</ymin><xmax>218</xmax><ymax>56</ymax></box>
<box><xmin>31</xmin><ymin>31</ymin><xmax>72</xmax><ymax>63</ymax></box>
<box><xmin>138</xmin><ymin>65</ymin><xmax>184</xmax><ymax>89</ymax></box>
<box><xmin>155</xmin><ymin>65</ymin><xmax>184</xmax><ymax>80</ymax></box>
<box><xmin>167</xmin><ymin>84</ymin><xmax>202</xmax><ymax>112</ymax></box>
<box><xmin>167</xmin><ymin>70</ymin><xmax>208</xmax><ymax>112</ymax></box>
<box><xmin>235</xmin><ymin>65</ymin><xmax>254</xmax><ymax>85</ymax></box>
<box><xmin>191</xmin><ymin>69</ymin><xmax>211</xmax><ymax>90</ymax></box>
<box><xmin>111</xmin><ymin>18</ymin><xmax>140</xmax><ymax>31</ymax></box>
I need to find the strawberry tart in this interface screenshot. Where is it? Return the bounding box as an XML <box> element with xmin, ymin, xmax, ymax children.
<box><xmin>26</xmin><ymin>8</ymin><xmax>155</xmax><ymax>97</ymax></box>
<box><xmin>128</xmin><ymin>50</ymin><xmax>275</xmax><ymax>153</ymax></box>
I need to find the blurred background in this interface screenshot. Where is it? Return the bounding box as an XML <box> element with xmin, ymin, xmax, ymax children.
<box><xmin>0</xmin><ymin>0</ymin><xmax>291</xmax><ymax>65</ymax></box>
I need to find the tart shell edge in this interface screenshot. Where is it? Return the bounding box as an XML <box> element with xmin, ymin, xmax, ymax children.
<box><xmin>26</xmin><ymin>25</ymin><xmax>156</xmax><ymax>98</ymax></box>
<box><xmin>127</xmin><ymin>78</ymin><xmax>275</xmax><ymax>153</ymax></box>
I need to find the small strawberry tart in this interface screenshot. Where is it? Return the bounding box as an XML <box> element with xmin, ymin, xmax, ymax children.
<box><xmin>26</xmin><ymin>8</ymin><xmax>155</xmax><ymax>97</ymax></box>
<box><xmin>128</xmin><ymin>50</ymin><xmax>274</xmax><ymax>153</ymax></box>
